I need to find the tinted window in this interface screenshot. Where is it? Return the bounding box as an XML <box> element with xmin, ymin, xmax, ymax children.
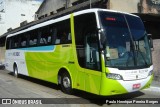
<box><xmin>12</xmin><ymin>36</ymin><xmax>19</xmax><ymax>48</ymax></box>
<box><xmin>6</xmin><ymin>38</ymin><xmax>11</xmax><ymax>49</ymax></box>
<box><xmin>39</xmin><ymin>26</ymin><xmax>54</xmax><ymax>46</ymax></box>
<box><xmin>6</xmin><ymin>19</ymin><xmax>71</xmax><ymax>49</ymax></box>
<box><xmin>20</xmin><ymin>34</ymin><xmax>28</xmax><ymax>47</ymax></box>
<box><xmin>29</xmin><ymin>30</ymin><xmax>38</xmax><ymax>46</ymax></box>
<box><xmin>125</xmin><ymin>15</ymin><xmax>145</xmax><ymax>40</ymax></box>
<box><xmin>74</xmin><ymin>13</ymin><xmax>101</xmax><ymax>71</ymax></box>
<box><xmin>56</xmin><ymin>19</ymin><xmax>71</xmax><ymax>44</ymax></box>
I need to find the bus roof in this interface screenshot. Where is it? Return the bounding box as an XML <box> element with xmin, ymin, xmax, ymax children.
<box><xmin>74</xmin><ymin>8</ymin><xmax>139</xmax><ymax>18</ymax></box>
<box><xmin>7</xmin><ymin>8</ymin><xmax>139</xmax><ymax>38</ymax></box>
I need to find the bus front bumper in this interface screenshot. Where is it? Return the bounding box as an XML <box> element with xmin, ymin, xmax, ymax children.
<box><xmin>99</xmin><ymin>74</ymin><xmax>153</xmax><ymax>96</ymax></box>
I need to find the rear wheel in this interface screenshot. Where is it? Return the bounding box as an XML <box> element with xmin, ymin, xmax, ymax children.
<box><xmin>60</xmin><ymin>72</ymin><xmax>73</xmax><ymax>94</ymax></box>
<box><xmin>13</xmin><ymin>65</ymin><xmax>19</xmax><ymax>78</ymax></box>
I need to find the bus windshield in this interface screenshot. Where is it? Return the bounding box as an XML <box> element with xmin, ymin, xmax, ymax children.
<box><xmin>99</xmin><ymin>11</ymin><xmax>152</xmax><ymax>69</ymax></box>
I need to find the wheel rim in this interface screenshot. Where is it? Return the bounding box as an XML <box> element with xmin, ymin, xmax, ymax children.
<box><xmin>63</xmin><ymin>76</ymin><xmax>71</xmax><ymax>88</ymax></box>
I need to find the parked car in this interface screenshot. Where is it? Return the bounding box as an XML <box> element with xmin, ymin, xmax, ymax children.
<box><xmin>0</xmin><ymin>62</ymin><xmax>5</xmax><ymax>70</ymax></box>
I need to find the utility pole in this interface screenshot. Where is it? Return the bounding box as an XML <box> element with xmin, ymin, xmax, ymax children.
<box><xmin>90</xmin><ymin>0</ymin><xmax>92</xmax><ymax>8</ymax></box>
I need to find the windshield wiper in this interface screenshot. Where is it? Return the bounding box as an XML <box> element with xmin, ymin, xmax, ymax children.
<box><xmin>124</xmin><ymin>15</ymin><xmax>137</xmax><ymax>66</ymax></box>
<box><xmin>134</xmin><ymin>40</ymin><xmax>148</xmax><ymax>66</ymax></box>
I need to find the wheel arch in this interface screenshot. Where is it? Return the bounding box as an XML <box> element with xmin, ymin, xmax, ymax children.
<box><xmin>13</xmin><ymin>61</ymin><xmax>18</xmax><ymax>71</ymax></box>
<box><xmin>58</xmin><ymin>67</ymin><xmax>73</xmax><ymax>86</ymax></box>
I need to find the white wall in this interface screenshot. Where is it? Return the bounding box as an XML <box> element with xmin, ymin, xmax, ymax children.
<box><xmin>36</xmin><ymin>0</ymin><xmax>78</xmax><ymax>20</ymax></box>
<box><xmin>110</xmin><ymin>0</ymin><xmax>140</xmax><ymax>13</ymax></box>
<box><xmin>0</xmin><ymin>46</ymin><xmax>5</xmax><ymax>63</ymax></box>
<box><xmin>0</xmin><ymin>0</ymin><xmax>43</xmax><ymax>36</ymax></box>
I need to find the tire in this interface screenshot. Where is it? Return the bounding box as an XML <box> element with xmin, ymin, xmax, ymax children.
<box><xmin>60</xmin><ymin>72</ymin><xmax>73</xmax><ymax>94</ymax></box>
<box><xmin>14</xmin><ymin>65</ymin><xmax>19</xmax><ymax>78</ymax></box>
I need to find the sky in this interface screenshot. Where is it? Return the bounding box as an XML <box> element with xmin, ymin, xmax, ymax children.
<box><xmin>0</xmin><ymin>0</ymin><xmax>4</xmax><ymax>12</ymax></box>
<box><xmin>0</xmin><ymin>0</ymin><xmax>44</xmax><ymax>11</ymax></box>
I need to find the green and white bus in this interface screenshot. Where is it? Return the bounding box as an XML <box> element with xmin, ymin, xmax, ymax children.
<box><xmin>5</xmin><ymin>8</ymin><xmax>153</xmax><ymax>96</ymax></box>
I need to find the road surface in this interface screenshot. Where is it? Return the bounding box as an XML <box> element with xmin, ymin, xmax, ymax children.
<box><xmin>0</xmin><ymin>70</ymin><xmax>160</xmax><ymax>107</ymax></box>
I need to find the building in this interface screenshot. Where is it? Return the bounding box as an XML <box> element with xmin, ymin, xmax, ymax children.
<box><xmin>0</xmin><ymin>0</ymin><xmax>43</xmax><ymax>62</ymax></box>
<box><xmin>35</xmin><ymin>0</ymin><xmax>108</xmax><ymax>20</ymax></box>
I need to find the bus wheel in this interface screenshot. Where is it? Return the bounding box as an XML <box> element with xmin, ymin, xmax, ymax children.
<box><xmin>14</xmin><ymin>65</ymin><xmax>19</xmax><ymax>78</ymax></box>
<box><xmin>61</xmin><ymin>72</ymin><xmax>73</xmax><ymax>94</ymax></box>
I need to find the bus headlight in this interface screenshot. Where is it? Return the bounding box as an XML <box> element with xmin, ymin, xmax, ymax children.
<box><xmin>106</xmin><ymin>73</ymin><xmax>123</xmax><ymax>80</ymax></box>
<box><xmin>148</xmin><ymin>70</ymin><xmax>153</xmax><ymax>76</ymax></box>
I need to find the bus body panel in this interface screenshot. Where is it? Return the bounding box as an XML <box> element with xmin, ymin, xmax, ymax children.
<box><xmin>5</xmin><ymin>49</ymin><xmax>29</xmax><ymax>76</ymax></box>
<box><xmin>25</xmin><ymin>45</ymin><xmax>73</xmax><ymax>83</ymax></box>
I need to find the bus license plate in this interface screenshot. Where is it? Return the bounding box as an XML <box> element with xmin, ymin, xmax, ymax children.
<box><xmin>133</xmin><ymin>83</ymin><xmax>141</xmax><ymax>89</ymax></box>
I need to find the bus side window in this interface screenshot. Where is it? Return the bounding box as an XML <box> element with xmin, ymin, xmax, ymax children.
<box><xmin>57</xmin><ymin>19</ymin><xmax>71</xmax><ymax>44</ymax></box>
<box><xmin>29</xmin><ymin>40</ymin><xmax>33</xmax><ymax>46</ymax></box>
<box><xmin>40</xmin><ymin>26</ymin><xmax>53</xmax><ymax>46</ymax></box>
<box><xmin>48</xmin><ymin>36</ymin><xmax>51</xmax><ymax>43</ymax></box>
<box><xmin>40</xmin><ymin>38</ymin><xmax>47</xmax><ymax>44</ymax></box>
<box><xmin>55</xmin><ymin>39</ymin><xmax>60</xmax><ymax>44</ymax></box>
<box><xmin>55</xmin><ymin>27</ymin><xmax>61</xmax><ymax>44</ymax></box>
<box><xmin>12</xmin><ymin>35</ymin><xmax>19</xmax><ymax>48</ymax></box>
<box><xmin>20</xmin><ymin>34</ymin><xmax>27</xmax><ymax>47</ymax></box>
<box><xmin>21</xmin><ymin>41</ymin><xmax>26</xmax><ymax>47</ymax></box>
<box><xmin>60</xmin><ymin>32</ymin><xmax>68</xmax><ymax>44</ymax></box>
<box><xmin>29</xmin><ymin>30</ymin><xmax>38</xmax><ymax>46</ymax></box>
<box><xmin>6</xmin><ymin>38</ymin><xmax>11</xmax><ymax>49</ymax></box>
<box><xmin>33</xmin><ymin>39</ymin><xmax>37</xmax><ymax>45</ymax></box>
<box><xmin>52</xmin><ymin>28</ymin><xmax>58</xmax><ymax>44</ymax></box>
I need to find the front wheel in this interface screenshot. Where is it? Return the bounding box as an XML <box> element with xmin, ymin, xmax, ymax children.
<box><xmin>60</xmin><ymin>72</ymin><xmax>73</xmax><ymax>94</ymax></box>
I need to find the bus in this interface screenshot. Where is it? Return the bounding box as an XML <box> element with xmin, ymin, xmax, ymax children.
<box><xmin>5</xmin><ymin>8</ymin><xmax>153</xmax><ymax>96</ymax></box>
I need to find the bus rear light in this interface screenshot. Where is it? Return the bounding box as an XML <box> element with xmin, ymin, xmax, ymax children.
<box><xmin>106</xmin><ymin>73</ymin><xmax>123</xmax><ymax>80</ymax></box>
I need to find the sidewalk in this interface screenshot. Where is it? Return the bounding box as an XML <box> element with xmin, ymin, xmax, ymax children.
<box><xmin>145</xmin><ymin>80</ymin><xmax>160</xmax><ymax>93</ymax></box>
<box><xmin>151</xmin><ymin>80</ymin><xmax>160</xmax><ymax>88</ymax></box>
<box><xmin>0</xmin><ymin>62</ymin><xmax>5</xmax><ymax>70</ymax></box>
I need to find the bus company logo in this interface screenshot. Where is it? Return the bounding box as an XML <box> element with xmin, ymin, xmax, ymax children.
<box><xmin>2</xmin><ymin>99</ymin><xmax>11</xmax><ymax>104</ymax></box>
<box><xmin>126</xmin><ymin>70</ymin><xmax>137</xmax><ymax>74</ymax></box>
<box><xmin>13</xmin><ymin>52</ymin><xmax>20</xmax><ymax>56</ymax></box>
<box><xmin>8</xmin><ymin>52</ymin><xmax>20</xmax><ymax>56</ymax></box>
<box><xmin>139</xmin><ymin>69</ymin><xmax>148</xmax><ymax>74</ymax></box>
<box><xmin>131</xmin><ymin>71</ymin><xmax>137</xmax><ymax>74</ymax></box>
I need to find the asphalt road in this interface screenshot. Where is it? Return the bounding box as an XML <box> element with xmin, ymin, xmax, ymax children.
<box><xmin>0</xmin><ymin>70</ymin><xmax>160</xmax><ymax>107</ymax></box>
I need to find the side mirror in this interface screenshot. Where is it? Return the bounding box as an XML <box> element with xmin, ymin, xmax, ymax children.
<box><xmin>147</xmin><ymin>34</ymin><xmax>153</xmax><ymax>49</ymax></box>
<box><xmin>99</xmin><ymin>28</ymin><xmax>106</xmax><ymax>50</ymax></box>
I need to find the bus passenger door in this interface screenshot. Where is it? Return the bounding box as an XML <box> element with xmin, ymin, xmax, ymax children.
<box><xmin>84</xmin><ymin>32</ymin><xmax>102</xmax><ymax>95</ymax></box>
<box><xmin>74</xmin><ymin>32</ymin><xmax>102</xmax><ymax>94</ymax></box>
<box><xmin>74</xmin><ymin>13</ymin><xmax>102</xmax><ymax>94</ymax></box>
